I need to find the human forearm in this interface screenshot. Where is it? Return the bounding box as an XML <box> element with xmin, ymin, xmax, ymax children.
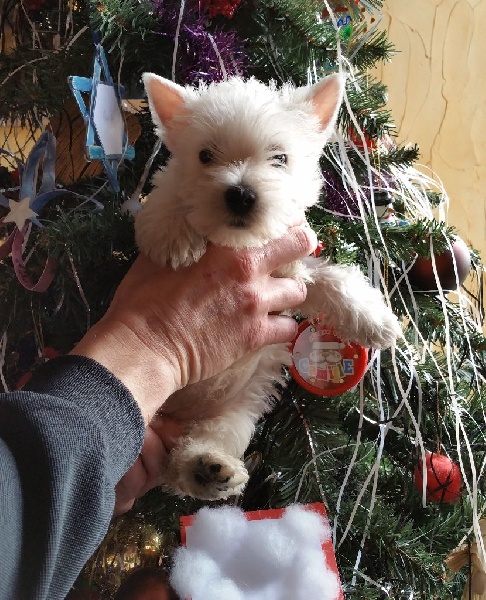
<box><xmin>70</xmin><ymin>316</ymin><xmax>180</xmax><ymax>424</ymax></box>
<box><xmin>0</xmin><ymin>355</ymin><xmax>144</xmax><ymax>599</ymax></box>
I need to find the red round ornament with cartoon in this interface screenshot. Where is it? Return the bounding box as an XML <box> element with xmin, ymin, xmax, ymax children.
<box><xmin>289</xmin><ymin>318</ymin><xmax>368</xmax><ymax>396</ymax></box>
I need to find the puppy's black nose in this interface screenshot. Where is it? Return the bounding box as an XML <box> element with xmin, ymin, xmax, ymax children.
<box><xmin>225</xmin><ymin>185</ymin><xmax>256</xmax><ymax>216</ymax></box>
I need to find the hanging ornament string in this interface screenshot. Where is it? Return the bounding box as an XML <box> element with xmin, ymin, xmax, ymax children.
<box><xmin>10</xmin><ymin>223</ymin><xmax>58</xmax><ymax>292</ymax></box>
<box><xmin>0</xmin><ymin>331</ymin><xmax>8</xmax><ymax>393</ymax></box>
<box><xmin>120</xmin><ymin>139</ymin><xmax>162</xmax><ymax>215</ymax></box>
<box><xmin>67</xmin><ymin>250</ymin><xmax>91</xmax><ymax>332</ymax></box>
<box><xmin>0</xmin><ymin>131</ymin><xmax>65</xmax><ymax>292</ymax></box>
<box><xmin>291</xmin><ymin>392</ymin><xmax>329</xmax><ymax>510</ymax></box>
<box><xmin>172</xmin><ymin>0</ymin><xmax>186</xmax><ymax>82</ymax></box>
<box><xmin>322</xmin><ymin>3</ymin><xmax>484</xmax><ymax>582</ymax></box>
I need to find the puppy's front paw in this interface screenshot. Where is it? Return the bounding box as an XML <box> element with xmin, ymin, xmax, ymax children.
<box><xmin>302</xmin><ymin>260</ymin><xmax>403</xmax><ymax>349</ymax></box>
<box><xmin>352</xmin><ymin>303</ymin><xmax>403</xmax><ymax>349</ymax></box>
<box><xmin>324</xmin><ymin>288</ymin><xmax>402</xmax><ymax>349</ymax></box>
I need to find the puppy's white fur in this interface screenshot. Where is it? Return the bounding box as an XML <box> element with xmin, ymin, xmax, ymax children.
<box><xmin>135</xmin><ymin>74</ymin><xmax>402</xmax><ymax>500</ymax></box>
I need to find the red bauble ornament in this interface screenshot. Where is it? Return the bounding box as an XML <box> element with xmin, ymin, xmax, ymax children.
<box><xmin>114</xmin><ymin>567</ymin><xmax>173</xmax><ymax>600</ymax></box>
<box><xmin>201</xmin><ymin>0</ymin><xmax>242</xmax><ymax>18</ymax></box>
<box><xmin>346</xmin><ymin>125</ymin><xmax>377</xmax><ymax>149</ymax></box>
<box><xmin>414</xmin><ymin>451</ymin><xmax>462</xmax><ymax>504</ymax></box>
<box><xmin>322</xmin><ymin>0</ymin><xmax>362</xmax><ymax>18</ymax></box>
<box><xmin>408</xmin><ymin>236</ymin><xmax>471</xmax><ymax>291</ymax></box>
<box><xmin>10</xmin><ymin>169</ymin><xmax>20</xmax><ymax>187</ymax></box>
<box><xmin>313</xmin><ymin>240</ymin><xmax>326</xmax><ymax>258</ymax></box>
<box><xmin>15</xmin><ymin>347</ymin><xmax>60</xmax><ymax>390</ymax></box>
<box><xmin>322</xmin><ymin>3</ymin><xmax>348</xmax><ymax>18</ymax></box>
<box><xmin>25</xmin><ymin>0</ymin><xmax>47</xmax><ymax>10</ymax></box>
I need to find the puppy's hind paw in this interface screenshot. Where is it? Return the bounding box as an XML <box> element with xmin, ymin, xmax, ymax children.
<box><xmin>172</xmin><ymin>451</ymin><xmax>249</xmax><ymax>501</ymax></box>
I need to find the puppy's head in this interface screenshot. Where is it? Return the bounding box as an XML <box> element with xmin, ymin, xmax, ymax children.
<box><xmin>143</xmin><ymin>74</ymin><xmax>345</xmax><ymax>248</ymax></box>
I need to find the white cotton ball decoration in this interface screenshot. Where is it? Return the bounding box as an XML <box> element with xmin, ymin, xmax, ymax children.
<box><xmin>170</xmin><ymin>547</ymin><xmax>221</xmax><ymax>597</ymax></box>
<box><xmin>193</xmin><ymin>577</ymin><xmax>244</xmax><ymax>600</ymax></box>
<box><xmin>282</xmin><ymin>504</ymin><xmax>331</xmax><ymax>546</ymax></box>
<box><xmin>285</xmin><ymin>547</ymin><xmax>340</xmax><ymax>600</ymax></box>
<box><xmin>240</xmin><ymin>518</ymin><xmax>296</xmax><ymax>571</ymax></box>
<box><xmin>187</xmin><ymin>505</ymin><xmax>248</xmax><ymax>562</ymax></box>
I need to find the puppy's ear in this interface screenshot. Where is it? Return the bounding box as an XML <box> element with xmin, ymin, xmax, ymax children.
<box><xmin>304</xmin><ymin>73</ymin><xmax>346</xmax><ymax>136</ymax></box>
<box><xmin>142</xmin><ymin>73</ymin><xmax>187</xmax><ymax>136</ymax></box>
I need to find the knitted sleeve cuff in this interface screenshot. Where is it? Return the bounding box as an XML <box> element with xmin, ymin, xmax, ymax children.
<box><xmin>22</xmin><ymin>354</ymin><xmax>145</xmax><ymax>477</ymax></box>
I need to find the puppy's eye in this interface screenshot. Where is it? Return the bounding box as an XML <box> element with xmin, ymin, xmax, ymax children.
<box><xmin>271</xmin><ymin>153</ymin><xmax>287</xmax><ymax>167</ymax></box>
<box><xmin>199</xmin><ymin>149</ymin><xmax>213</xmax><ymax>164</ymax></box>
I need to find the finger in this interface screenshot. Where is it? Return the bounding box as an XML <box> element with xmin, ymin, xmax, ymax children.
<box><xmin>114</xmin><ymin>458</ymin><xmax>147</xmax><ymax>516</ymax></box>
<box><xmin>289</xmin><ymin>213</ymin><xmax>307</xmax><ymax>227</ymax></box>
<box><xmin>265</xmin><ymin>314</ymin><xmax>299</xmax><ymax>345</ymax></box>
<box><xmin>264</xmin><ymin>276</ymin><xmax>307</xmax><ymax>314</ymax></box>
<box><xmin>114</xmin><ymin>419</ymin><xmax>179</xmax><ymax>517</ymax></box>
<box><xmin>149</xmin><ymin>414</ymin><xmax>183</xmax><ymax>449</ymax></box>
<box><xmin>137</xmin><ymin>428</ymin><xmax>171</xmax><ymax>492</ymax></box>
<box><xmin>113</xmin><ymin>497</ymin><xmax>135</xmax><ymax>517</ymax></box>
<box><xmin>252</xmin><ymin>226</ymin><xmax>317</xmax><ymax>274</ymax></box>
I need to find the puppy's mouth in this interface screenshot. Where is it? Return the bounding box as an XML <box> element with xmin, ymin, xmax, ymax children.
<box><xmin>229</xmin><ymin>218</ymin><xmax>249</xmax><ymax>228</ymax></box>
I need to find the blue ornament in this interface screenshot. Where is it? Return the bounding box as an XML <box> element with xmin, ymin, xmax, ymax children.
<box><xmin>0</xmin><ymin>132</ymin><xmax>64</xmax><ymax>291</ymax></box>
<box><xmin>69</xmin><ymin>44</ymin><xmax>135</xmax><ymax>192</ymax></box>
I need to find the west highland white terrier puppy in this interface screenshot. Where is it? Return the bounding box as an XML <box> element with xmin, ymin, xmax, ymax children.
<box><xmin>135</xmin><ymin>73</ymin><xmax>402</xmax><ymax>500</ymax></box>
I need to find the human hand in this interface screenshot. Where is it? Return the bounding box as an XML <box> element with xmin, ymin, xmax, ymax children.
<box><xmin>114</xmin><ymin>414</ymin><xmax>181</xmax><ymax>516</ymax></box>
<box><xmin>72</xmin><ymin>225</ymin><xmax>316</xmax><ymax>423</ymax></box>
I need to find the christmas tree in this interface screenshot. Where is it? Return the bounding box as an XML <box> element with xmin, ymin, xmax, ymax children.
<box><xmin>1</xmin><ymin>0</ymin><xmax>485</xmax><ymax>597</ymax></box>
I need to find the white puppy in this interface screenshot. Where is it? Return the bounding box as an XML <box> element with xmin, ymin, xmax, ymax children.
<box><xmin>135</xmin><ymin>74</ymin><xmax>402</xmax><ymax>500</ymax></box>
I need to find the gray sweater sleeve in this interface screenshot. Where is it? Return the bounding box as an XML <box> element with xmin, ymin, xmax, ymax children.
<box><xmin>0</xmin><ymin>355</ymin><xmax>145</xmax><ymax>600</ymax></box>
